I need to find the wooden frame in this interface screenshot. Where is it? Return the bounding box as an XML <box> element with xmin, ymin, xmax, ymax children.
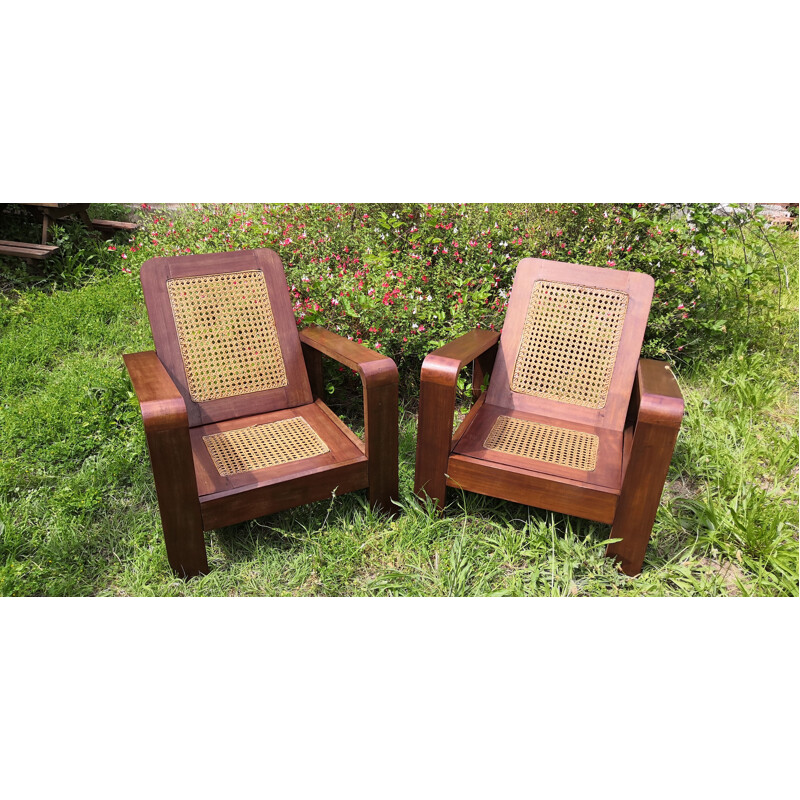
<box><xmin>414</xmin><ymin>258</ymin><xmax>683</xmax><ymax>576</ymax></box>
<box><xmin>124</xmin><ymin>248</ymin><xmax>398</xmax><ymax>577</ymax></box>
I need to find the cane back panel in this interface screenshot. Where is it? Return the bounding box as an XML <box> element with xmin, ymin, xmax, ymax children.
<box><xmin>510</xmin><ymin>280</ymin><xmax>629</xmax><ymax>410</ymax></box>
<box><xmin>486</xmin><ymin>259</ymin><xmax>654</xmax><ymax>432</ymax></box>
<box><xmin>140</xmin><ymin>249</ymin><xmax>313</xmax><ymax>427</ymax></box>
<box><xmin>167</xmin><ymin>270</ymin><xmax>287</xmax><ymax>402</ymax></box>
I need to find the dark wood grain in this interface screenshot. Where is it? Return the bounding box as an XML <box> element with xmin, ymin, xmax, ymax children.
<box><xmin>413</xmin><ymin>259</ymin><xmax>683</xmax><ymax>575</ymax></box>
<box><xmin>299</xmin><ymin>325</ymin><xmax>399</xmax><ymax>513</ymax></box>
<box><xmin>90</xmin><ymin>219</ymin><xmax>139</xmax><ymax>235</ymax></box>
<box><xmin>200</xmin><ymin>461</ymin><xmax>368</xmax><ymax>531</ymax></box>
<box><xmin>301</xmin><ymin>342</ymin><xmax>324</xmax><ymax>399</ymax></box>
<box><xmin>18</xmin><ymin>203</ymin><xmax>91</xmax><ymax>244</ymax></box>
<box><xmin>607</xmin><ymin>359</ymin><xmax>684</xmax><ymax>575</ymax></box>
<box><xmin>446</xmin><ymin>455</ymin><xmax>619</xmax><ymax>524</ymax></box>
<box><xmin>123</xmin><ymin>351</ymin><xmax>208</xmax><ymax>576</ymax></box>
<box><xmin>126</xmin><ymin>250</ymin><xmax>400</xmax><ymax>576</ymax></box>
<box><xmin>413</xmin><ymin>329</ymin><xmax>500</xmax><ymax>508</ymax></box>
<box><xmin>452</xmin><ymin>402</ymin><xmax>623</xmax><ymax>489</ymax></box>
<box><xmin>188</xmin><ymin>402</ymin><xmax>366</xmax><ymax>497</ymax></box>
<box><xmin>0</xmin><ymin>240</ymin><xmax>59</xmax><ymax>260</ymax></box>
<box><xmin>485</xmin><ymin>258</ymin><xmax>654</xmax><ymax>435</ymax></box>
<box><xmin>140</xmin><ymin>248</ymin><xmax>313</xmax><ymax>427</ymax></box>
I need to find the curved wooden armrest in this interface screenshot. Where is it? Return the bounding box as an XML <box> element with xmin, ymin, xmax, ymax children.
<box><xmin>609</xmin><ymin>359</ymin><xmax>685</xmax><ymax>576</ymax></box>
<box><xmin>414</xmin><ymin>329</ymin><xmax>500</xmax><ymax>504</ymax></box>
<box><xmin>632</xmin><ymin>359</ymin><xmax>684</xmax><ymax>428</ymax></box>
<box><xmin>299</xmin><ymin>325</ymin><xmax>398</xmax><ymax>388</ymax></box>
<box><xmin>123</xmin><ymin>350</ymin><xmax>188</xmax><ymax>433</ymax></box>
<box><xmin>123</xmin><ymin>350</ymin><xmax>205</xmax><ymax>576</ymax></box>
<box><xmin>299</xmin><ymin>325</ymin><xmax>398</xmax><ymax>513</ymax></box>
<box><xmin>419</xmin><ymin>329</ymin><xmax>500</xmax><ymax>389</ymax></box>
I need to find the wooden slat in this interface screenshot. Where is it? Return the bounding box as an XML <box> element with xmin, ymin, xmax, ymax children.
<box><xmin>0</xmin><ymin>240</ymin><xmax>59</xmax><ymax>251</ymax></box>
<box><xmin>446</xmin><ymin>453</ymin><xmax>619</xmax><ymax>524</ymax></box>
<box><xmin>0</xmin><ymin>241</ymin><xmax>59</xmax><ymax>259</ymax></box>
<box><xmin>200</xmin><ymin>460</ymin><xmax>369</xmax><ymax>531</ymax></box>
<box><xmin>91</xmin><ymin>218</ymin><xmax>139</xmax><ymax>232</ymax></box>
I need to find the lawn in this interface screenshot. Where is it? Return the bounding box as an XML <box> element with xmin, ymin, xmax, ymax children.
<box><xmin>0</xmin><ymin>203</ymin><xmax>797</xmax><ymax>596</ymax></box>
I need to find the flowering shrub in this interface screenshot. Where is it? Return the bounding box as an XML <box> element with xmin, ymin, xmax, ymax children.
<box><xmin>107</xmin><ymin>202</ymin><xmax>790</xmax><ymax>379</ymax></box>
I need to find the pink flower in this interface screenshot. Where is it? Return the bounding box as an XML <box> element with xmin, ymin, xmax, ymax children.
<box><xmin>107</xmin><ymin>245</ymin><xmax>116</xmax><ymax>251</ymax></box>
<box><xmin>606</xmin><ymin>260</ymin><xmax>616</xmax><ymax>267</ymax></box>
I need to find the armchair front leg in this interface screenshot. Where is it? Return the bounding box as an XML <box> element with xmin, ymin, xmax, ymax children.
<box><xmin>299</xmin><ymin>326</ymin><xmax>399</xmax><ymax>514</ymax></box>
<box><xmin>123</xmin><ymin>351</ymin><xmax>207</xmax><ymax>577</ymax></box>
<box><xmin>608</xmin><ymin>359</ymin><xmax>684</xmax><ymax>576</ymax></box>
<box><xmin>414</xmin><ymin>329</ymin><xmax>500</xmax><ymax>509</ymax></box>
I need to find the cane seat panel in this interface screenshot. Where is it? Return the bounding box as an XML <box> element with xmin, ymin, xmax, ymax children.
<box><xmin>203</xmin><ymin>416</ymin><xmax>330</xmax><ymax>477</ymax></box>
<box><xmin>483</xmin><ymin>414</ymin><xmax>599</xmax><ymax>472</ymax></box>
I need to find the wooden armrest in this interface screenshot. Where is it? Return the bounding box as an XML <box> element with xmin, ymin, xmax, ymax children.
<box><xmin>414</xmin><ymin>329</ymin><xmax>500</xmax><ymax>504</ymax></box>
<box><xmin>123</xmin><ymin>350</ymin><xmax>188</xmax><ymax>433</ymax></box>
<box><xmin>123</xmin><ymin>350</ymin><xmax>203</xmax><ymax>573</ymax></box>
<box><xmin>298</xmin><ymin>325</ymin><xmax>398</xmax><ymax>512</ymax></box>
<box><xmin>420</xmin><ymin>329</ymin><xmax>500</xmax><ymax>387</ymax></box>
<box><xmin>611</xmin><ymin>359</ymin><xmax>685</xmax><ymax>575</ymax></box>
<box><xmin>299</xmin><ymin>325</ymin><xmax>398</xmax><ymax>386</ymax></box>
<box><xmin>633</xmin><ymin>359</ymin><xmax>684</xmax><ymax>428</ymax></box>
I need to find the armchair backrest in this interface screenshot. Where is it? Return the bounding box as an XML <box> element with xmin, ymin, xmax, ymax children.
<box><xmin>485</xmin><ymin>258</ymin><xmax>654</xmax><ymax>433</ymax></box>
<box><xmin>140</xmin><ymin>248</ymin><xmax>312</xmax><ymax>427</ymax></box>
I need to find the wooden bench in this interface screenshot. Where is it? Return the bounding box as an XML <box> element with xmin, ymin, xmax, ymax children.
<box><xmin>760</xmin><ymin>203</ymin><xmax>796</xmax><ymax>227</ymax></box>
<box><xmin>91</xmin><ymin>218</ymin><xmax>140</xmax><ymax>237</ymax></box>
<box><xmin>0</xmin><ymin>239</ymin><xmax>59</xmax><ymax>263</ymax></box>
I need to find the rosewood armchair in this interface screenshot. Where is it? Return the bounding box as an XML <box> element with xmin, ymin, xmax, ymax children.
<box><xmin>124</xmin><ymin>248</ymin><xmax>398</xmax><ymax>576</ymax></box>
<box><xmin>414</xmin><ymin>257</ymin><xmax>683</xmax><ymax>576</ymax></box>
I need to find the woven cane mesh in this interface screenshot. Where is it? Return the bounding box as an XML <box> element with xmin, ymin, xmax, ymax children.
<box><xmin>484</xmin><ymin>415</ymin><xmax>598</xmax><ymax>472</ymax></box>
<box><xmin>511</xmin><ymin>280</ymin><xmax>629</xmax><ymax>409</ymax></box>
<box><xmin>167</xmin><ymin>270</ymin><xmax>287</xmax><ymax>402</ymax></box>
<box><xmin>203</xmin><ymin>417</ymin><xmax>329</xmax><ymax>477</ymax></box>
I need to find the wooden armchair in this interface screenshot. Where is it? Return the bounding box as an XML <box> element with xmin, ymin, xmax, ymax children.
<box><xmin>414</xmin><ymin>258</ymin><xmax>683</xmax><ymax>576</ymax></box>
<box><xmin>124</xmin><ymin>248</ymin><xmax>398</xmax><ymax>577</ymax></box>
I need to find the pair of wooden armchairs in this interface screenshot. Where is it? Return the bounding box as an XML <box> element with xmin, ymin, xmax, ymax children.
<box><xmin>124</xmin><ymin>248</ymin><xmax>683</xmax><ymax>579</ymax></box>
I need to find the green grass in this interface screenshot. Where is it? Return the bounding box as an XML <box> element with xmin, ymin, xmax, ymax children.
<box><xmin>1</xmin><ymin>217</ymin><xmax>797</xmax><ymax>596</ymax></box>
